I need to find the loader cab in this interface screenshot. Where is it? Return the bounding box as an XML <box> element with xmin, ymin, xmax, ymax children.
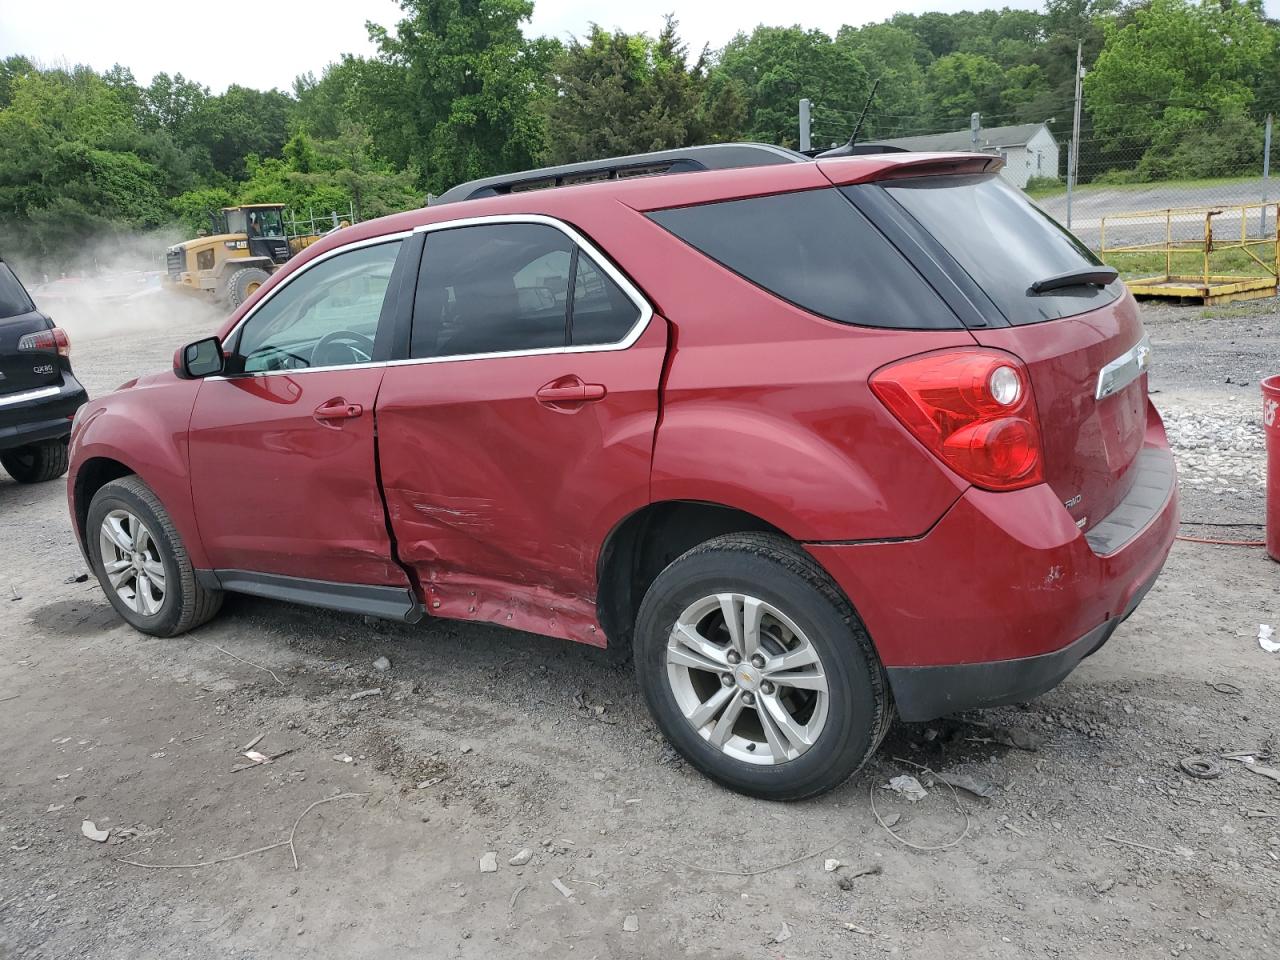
<box><xmin>221</xmin><ymin>205</ymin><xmax>290</xmax><ymax>266</ymax></box>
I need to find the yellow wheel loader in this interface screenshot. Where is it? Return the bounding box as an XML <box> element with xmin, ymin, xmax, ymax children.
<box><xmin>164</xmin><ymin>205</ymin><xmax>343</xmax><ymax>307</ymax></box>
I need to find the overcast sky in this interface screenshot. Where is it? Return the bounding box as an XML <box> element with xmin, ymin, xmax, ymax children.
<box><xmin>3</xmin><ymin>0</ymin><xmax>1279</xmax><ymax>93</ymax></box>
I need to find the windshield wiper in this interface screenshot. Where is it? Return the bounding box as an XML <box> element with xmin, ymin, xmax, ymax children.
<box><xmin>1029</xmin><ymin>266</ymin><xmax>1118</xmax><ymax>295</ymax></box>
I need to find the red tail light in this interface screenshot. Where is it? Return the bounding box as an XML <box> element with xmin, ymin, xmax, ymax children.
<box><xmin>870</xmin><ymin>349</ymin><xmax>1044</xmax><ymax>491</ymax></box>
<box><xmin>18</xmin><ymin>327</ymin><xmax>70</xmax><ymax>358</ymax></box>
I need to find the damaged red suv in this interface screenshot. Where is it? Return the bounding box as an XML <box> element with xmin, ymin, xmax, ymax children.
<box><xmin>67</xmin><ymin>145</ymin><xmax>1176</xmax><ymax>799</ymax></box>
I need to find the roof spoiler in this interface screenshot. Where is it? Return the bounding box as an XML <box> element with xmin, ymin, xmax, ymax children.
<box><xmin>818</xmin><ymin>151</ymin><xmax>1005</xmax><ymax>186</ymax></box>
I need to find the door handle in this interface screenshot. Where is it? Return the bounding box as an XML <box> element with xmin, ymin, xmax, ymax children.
<box><xmin>536</xmin><ymin>377</ymin><xmax>607</xmax><ymax>409</ymax></box>
<box><xmin>313</xmin><ymin>397</ymin><xmax>363</xmax><ymax>421</ymax></box>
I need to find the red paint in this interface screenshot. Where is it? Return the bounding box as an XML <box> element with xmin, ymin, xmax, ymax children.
<box><xmin>376</xmin><ymin>318</ymin><xmax>669</xmax><ymax>645</ymax></box>
<box><xmin>186</xmin><ymin>368</ymin><xmax>409</xmax><ymax>585</ymax></box>
<box><xmin>808</xmin><ymin>401</ymin><xmax>1177</xmax><ymax>667</ymax></box>
<box><xmin>1264</xmin><ymin>374</ymin><xmax>1280</xmax><ymax>560</ymax></box>
<box><xmin>68</xmin><ymin>149</ymin><xmax>1178</xmax><ymax>686</ymax></box>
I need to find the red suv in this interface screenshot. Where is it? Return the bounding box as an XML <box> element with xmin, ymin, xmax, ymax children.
<box><xmin>67</xmin><ymin>145</ymin><xmax>1176</xmax><ymax>800</ymax></box>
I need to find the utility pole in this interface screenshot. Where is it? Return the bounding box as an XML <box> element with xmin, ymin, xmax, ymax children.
<box><xmin>970</xmin><ymin>112</ymin><xmax>980</xmax><ymax>150</ymax></box>
<box><xmin>1263</xmin><ymin>114</ymin><xmax>1273</xmax><ymax>235</ymax></box>
<box><xmin>1067</xmin><ymin>41</ymin><xmax>1083</xmax><ymax>230</ymax></box>
<box><xmin>799</xmin><ymin>99</ymin><xmax>812</xmax><ymax>152</ymax></box>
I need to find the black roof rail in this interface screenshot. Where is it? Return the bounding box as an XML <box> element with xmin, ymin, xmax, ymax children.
<box><xmin>429</xmin><ymin>142</ymin><xmax>810</xmax><ymax>205</ymax></box>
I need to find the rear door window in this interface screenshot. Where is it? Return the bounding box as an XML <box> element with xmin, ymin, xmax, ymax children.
<box><xmin>880</xmin><ymin>174</ymin><xmax>1121</xmax><ymax>325</ymax></box>
<box><xmin>412</xmin><ymin>223</ymin><xmax>573</xmax><ymax>359</ymax></box>
<box><xmin>0</xmin><ymin>263</ymin><xmax>35</xmax><ymax>319</ymax></box>
<box><xmin>647</xmin><ymin>189</ymin><xmax>957</xmax><ymax>329</ymax></box>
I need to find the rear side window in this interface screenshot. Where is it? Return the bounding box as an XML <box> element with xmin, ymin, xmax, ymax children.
<box><xmin>0</xmin><ymin>263</ymin><xmax>35</xmax><ymax>319</ymax></box>
<box><xmin>881</xmin><ymin>174</ymin><xmax>1121</xmax><ymax>325</ymax></box>
<box><xmin>647</xmin><ymin>189</ymin><xmax>956</xmax><ymax>329</ymax></box>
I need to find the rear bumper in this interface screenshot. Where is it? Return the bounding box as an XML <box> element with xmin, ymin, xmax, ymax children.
<box><xmin>882</xmin><ymin>567</ymin><xmax>1159</xmax><ymax>721</ymax></box>
<box><xmin>0</xmin><ymin>375</ymin><xmax>87</xmax><ymax>451</ymax></box>
<box><xmin>806</xmin><ymin>423</ymin><xmax>1178</xmax><ymax>722</ymax></box>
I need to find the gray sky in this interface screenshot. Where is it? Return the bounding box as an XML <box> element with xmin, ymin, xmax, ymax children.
<box><xmin>3</xmin><ymin>1</ymin><xmax>1278</xmax><ymax>93</ymax></box>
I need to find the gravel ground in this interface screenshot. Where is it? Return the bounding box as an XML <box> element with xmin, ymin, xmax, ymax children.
<box><xmin>1</xmin><ymin>294</ymin><xmax>1278</xmax><ymax>960</ymax></box>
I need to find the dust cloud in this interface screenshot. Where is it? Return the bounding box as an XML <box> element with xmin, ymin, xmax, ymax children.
<box><xmin>9</xmin><ymin>229</ymin><xmax>227</xmax><ymax>344</ymax></box>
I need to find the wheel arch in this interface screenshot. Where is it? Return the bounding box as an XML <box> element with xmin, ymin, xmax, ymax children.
<box><xmin>72</xmin><ymin>456</ymin><xmax>136</xmax><ymax>549</ymax></box>
<box><xmin>595</xmin><ymin>499</ymin><xmax>791</xmax><ymax>651</ymax></box>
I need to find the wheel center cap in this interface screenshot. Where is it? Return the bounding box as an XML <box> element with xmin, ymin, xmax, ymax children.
<box><xmin>735</xmin><ymin>667</ymin><xmax>760</xmax><ymax>692</ymax></box>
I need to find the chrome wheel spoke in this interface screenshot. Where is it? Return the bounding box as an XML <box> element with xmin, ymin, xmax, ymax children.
<box><xmin>107</xmin><ymin>564</ymin><xmax>134</xmax><ymax>590</ymax></box>
<box><xmin>670</xmin><ymin>622</ymin><xmax>729</xmax><ymax>670</ymax></box>
<box><xmin>768</xmin><ymin>669</ymin><xmax>827</xmax><ymax>693</ymax></box>
<box><xmin>708</xmin><ymin>691</ymin><xmax>745</xmax><ymax>747</ymax></box>
<box><xmin>759</xmin><ymin>692</ymin><xmax>812</xmax><ymax>756</ymax></box>
<box><xmin>755</xmin><ymin>696</ymin><xmax>795</xmax><ymax>762</ymax></box>
<box><xmin>142</xmin><ymin>558</ymin><xmax>166</xmax><ymax>584</ymax></box>
<box><xmin>104</xmin><ymin>516</ymin><xmax>133</xmax><ymax>554</ymax></box>
<box><xmin>765</xmin><ymin>644</ymin><xmax>820</xmax><ymax>674</ymax></box>
<box><xmin>135</xmin><ymin>574</ymin><xmax>154</xmax><ymax>615</ymax></box>
<box><xmin>687</xmin><ymin>684</ymin><xmax>736</xmax><ymax>730</ymax></box>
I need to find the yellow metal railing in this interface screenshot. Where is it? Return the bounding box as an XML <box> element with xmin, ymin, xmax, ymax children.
<box><xmin>1099</xmin><ymin>201</ymin><xmax>1279</xmax><ymax>289</ymax></box>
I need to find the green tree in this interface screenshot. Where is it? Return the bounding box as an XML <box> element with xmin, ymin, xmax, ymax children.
<box><xmin>715</xmin><ymin>26</ymin><xmax>869</xmax><ymax>149</ymax></box>
<box><xmin>366</xmin><ymin>0</ymin><xmax>558</xmax><ymax>194</ymax></box>
<box><xmin>1084</xmin><ymin>0</ymin><xmax>1274</xmax><ymax>176</ymax></box>
<box><xmin>543</xmin><ymin>17</ymin><xmax>720</xmax><ymax>164</ymax></box>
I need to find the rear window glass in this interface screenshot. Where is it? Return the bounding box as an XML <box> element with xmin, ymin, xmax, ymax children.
<box><xmin>571</xmin><ymin>254</ymin><xmax>640</xmax><ymax>346</ymax></box>
<box><xmin>648</xmin><ymin>189</ymin><xmax>957</xmax><ymax>329</ymax></box>
<box><xmin>881</xmin><ymin>174</ymin><xmax>1121</xmax><ymax>325</ymax></box>
<box><xmin>0</xmin><ymin>263</ymin><xmax>35</xmax><ymax>319</ymax></box>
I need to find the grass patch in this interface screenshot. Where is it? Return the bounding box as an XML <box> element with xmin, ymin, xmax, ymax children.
<box><xmin>1101</xmin><ymin>242</ymin><xmax>1277</xmax><ymax>280</ymax></box>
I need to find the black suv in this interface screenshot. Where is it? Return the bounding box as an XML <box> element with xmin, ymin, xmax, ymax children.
<box><xmin>0</xmin><ymin>257</ymin><xmax>87</xmax><ymax>483</ymax></box>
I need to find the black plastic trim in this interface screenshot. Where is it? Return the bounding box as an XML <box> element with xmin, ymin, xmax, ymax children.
<box><xmin>209</xmin><ymin>570</ymin><xmax>424</xmax><ymax>623</ymax></box>
<box><xmin>380</xmin><ymin>232</ymin><xmax>425</xmax><ymax>363</ymax></box>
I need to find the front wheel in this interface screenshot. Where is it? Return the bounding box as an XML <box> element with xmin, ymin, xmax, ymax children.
<box><xmin>634</xmin><ymin>533</ymin><xmax>892</xmax><ymax>801</ymax></box>
<box><xmin>86</xmin><ymin>476</ymin><xmax>223</xmax><ymax>636</ymax></box>
<box><xmin>1</xmin><ymin>439</ymin><xmax>69</xmax><ymax>483</ymax></box>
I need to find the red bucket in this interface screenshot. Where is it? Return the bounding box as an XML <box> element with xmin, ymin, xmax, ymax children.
<box><xmin>1265</xmin><ymin>375</ymin><xmax>1280</xmax><ymax>561</ymax></box>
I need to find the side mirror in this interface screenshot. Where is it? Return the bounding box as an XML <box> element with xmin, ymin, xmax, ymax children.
<box><xmin>174</xmin><ymin>336</ymin><xmax>224</xmax><ymax>380</ymax></box>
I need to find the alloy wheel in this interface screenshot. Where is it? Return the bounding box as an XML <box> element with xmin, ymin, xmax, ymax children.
<box><xmin>665</xmin><ymin>593</ymin><xmax>830</xmax><ymax>765</ymax></box>
<box><xmin>98</xmin><ymin>509</ymin><xmax>166</xmax><ymax>616</ymax></box>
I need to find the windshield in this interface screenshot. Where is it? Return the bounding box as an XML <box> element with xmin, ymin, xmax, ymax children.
<box><xmin>882</xmin><ymin>174</ymin><xmax>1121</xmax><ymax>325</ymax></box>
<box><xmin>0</xmin><ymin>262</ymin><xmax>36</xmax><ymax>319</ymax></box>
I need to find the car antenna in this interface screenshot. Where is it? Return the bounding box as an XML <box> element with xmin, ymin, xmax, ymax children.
<box><xmin>846</xmin><ymin>77</ymin><xmax>881</xmax><ymax>148</ymax></box>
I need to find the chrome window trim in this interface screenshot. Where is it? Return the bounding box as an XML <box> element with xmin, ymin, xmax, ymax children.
<box><xmin>0</xmin><ymin>384</ymin><xmax>60</xmax><ymax>407</ymax></box>
<box><xmin>1095</xmin><ymin>333</ymin><xmax>1151</xmax><ymax>401</ymax></box>
<box><xmin>210</xmin><ymin>214</ymin><xmax>653</xmax><ymax>381</ymax></box>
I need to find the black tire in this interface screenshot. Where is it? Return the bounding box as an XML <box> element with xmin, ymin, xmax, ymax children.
<box><xmin>225</xmin><ymin>267</ymin><xmax>271</xmax><ymax>308</ymax></box>
<box><xmin>86</xmin><ymin>476</ymin><xmax>223</xmax><ymax>637</ymax></box>
<box><xmin>634</xmin><ymin>532</ymin><xmax>892</xmax><ymax>801</ymax></box>
<box><xmin>0</xmin><ymin>439</ymin><xmax>69</xmax><ymax>483</ymax></box>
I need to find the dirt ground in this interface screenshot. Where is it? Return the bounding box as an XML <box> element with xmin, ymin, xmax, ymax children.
<box><xmin>2</xmin><ymin>294</ymin><xmax>1278</xmax><ymax>960</ymax></box>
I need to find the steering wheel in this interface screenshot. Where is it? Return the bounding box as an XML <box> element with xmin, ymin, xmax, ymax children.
<box><xmin>311</xmin><ymin>330</ymin><xmax>375</xmax><ymax>367</ymax></box>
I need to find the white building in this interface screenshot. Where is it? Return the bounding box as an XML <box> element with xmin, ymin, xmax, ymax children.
<box><xmin>869</xmin><ymin>122</ymin><xmax>1060</xmax><ymax>189</ymax></box>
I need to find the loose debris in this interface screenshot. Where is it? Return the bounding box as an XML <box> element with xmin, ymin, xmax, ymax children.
<box><xmin>349</xmin><ymin>688</ymin><xmax>382</xmax><ymax>701</ymax></box>
<box><xmin>934</xmin><ymin>772</ymin><xmax>996</xmax><ymax>799</ymax></box>
<box><xmin>1103</xmin><ymin>835</ymin><xmax>1194</xmax><ymax>859</ymax></box>
<box><xmin>836</xmin><ymin>864</ymin><xmax>883</xmax><ymax>890</ymax></box>
<box><xmin>668</xmin><ymin>837</ymin><xmax>844</xmax><ymax>877</ymax></box>
<box><xmin>479</xmin><ymin>852</ymin><xmax>498</xmax><ymax>873</ymax></box>
<box><xmin>1178</xmin><ymin>755</ymin><xmax>1223</xmax><ymax>779</ymax></box>
<box><xmin>81</xmin><ymin>820</ymin><xmax>109</xmax><ymax>843</ymax></box>
<box><xmin>773</xmin><ymin>922</ymin><xmax>793</xmax><ymax>944</ymax></box>
<box><xmin>551</xmin><ymin>877</ymin><xmax>575</xmax><ymax>899</ymax></box>
<box><xmin>1259</xmin><ymin>624</ymin><xmax>1279</xmax><ymax>654</ymax></box>
<box><xmin>116</xmin><ymin>792</ymin><xmax>366</xmax><ymax>872</ymax></box>
<box><xmin>623</xmin><ymin>914</ymin><xmax>639</xmax><ymax>933</ymax></box>
<box><xmin>1241</xmin><ymin>762</ymin><xmax>1280</xmax><ymax>785</ymax></box>
<box><xmin>824</xmin><ymin>858</ymin><xmax>841</xmax><ymax>872</ymax></box>
<box><xmin>885</xmin><ymin>775</ymin><xmax>928</xmax><ymax>803</ymax></box>
<box><xmin>372</xmin><ymin>656</ymin><xmax>391</xmax><ymax>672</ymax></box>
<box><xmin>198</xmin><ymin>641</ymin><xmax>284</xmax><ymax>686</ymax></box>
<box><xmin>242</xmin><ymin>733</ymin><xmax>265</xmax><ymax>752</ymax></box>
<box><xmin>509</xmin><ymin>848</ymin><xmax>533</xmax><ymax>866</ymax></box>
<box><xmin>872</xmin><ymin>758</ymin><xmax>971</xmax><ymax>852</ymax></box>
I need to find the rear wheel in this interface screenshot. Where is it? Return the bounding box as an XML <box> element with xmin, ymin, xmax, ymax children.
<box><xmin>1</xmin><ymin>439</ymin><xmax>69</xmax><ymax>483</ymax></box>
<box><xmin>225</xmin><ymin>267</ymin><xmax>270</xmax><ymax>308</ymax></box>
<box><xmin>635</xmin><ymin>533</ymin><xmax>892</xmax><ymax>800</ymax></box>
<box><xmin>87</xmin><ymin>476</ymin><xmax>222</xmax><ymax>637</ymax></box>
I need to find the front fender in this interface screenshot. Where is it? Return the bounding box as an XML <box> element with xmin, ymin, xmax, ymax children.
<box><xmin>68</xmin><ymin>375</ymin><xmax>208</xmax><ymax>568</ymax></box>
